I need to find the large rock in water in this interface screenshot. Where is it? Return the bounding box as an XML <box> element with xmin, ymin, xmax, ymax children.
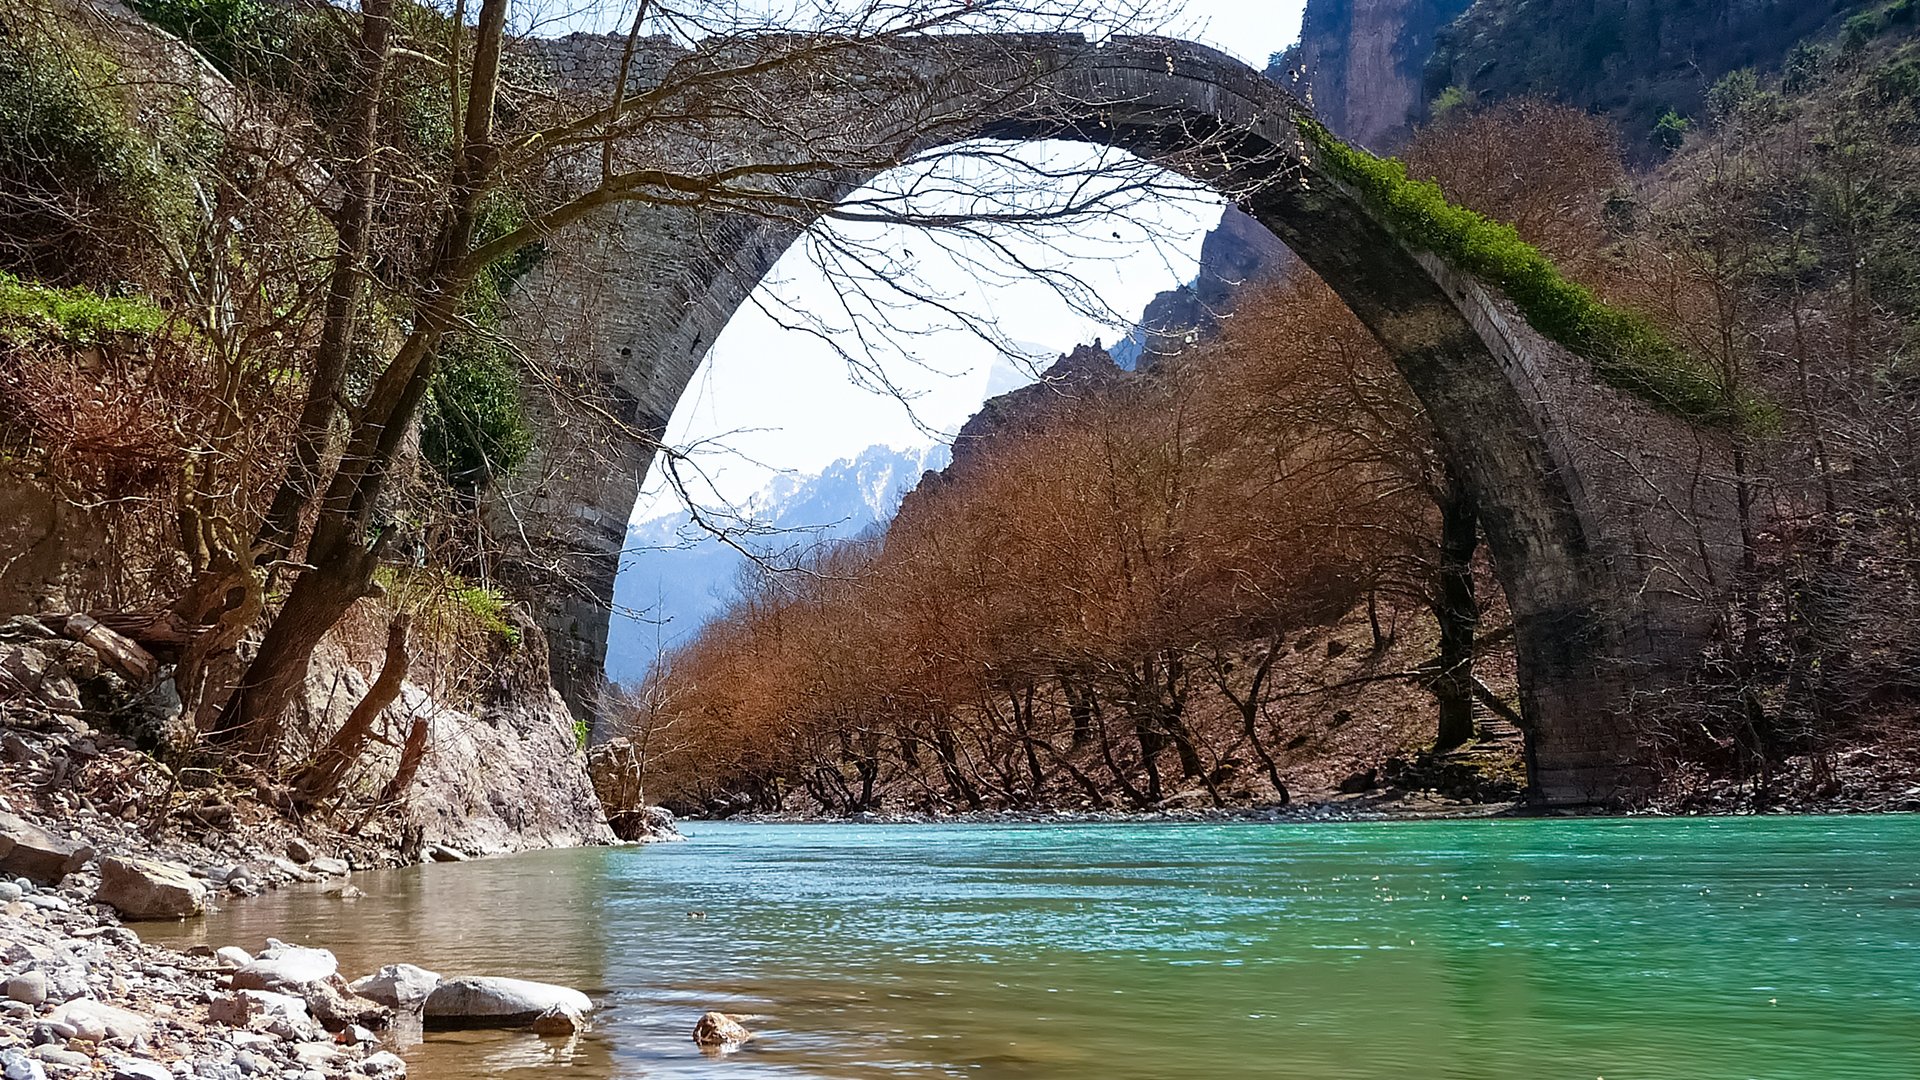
<box><xmin>350</xmin><ymin>964</ymin><xmax>441</xmax><ymax>1011</ymax></box>
<box><xmin>231</xmin><ymin>940</ymin><xmax>339</xmax><ymax>991</ymax></box>
<box><xmin>692</xmin><ymin>1011</ymin><xmax>751</xmax><ymax>1047</ymax></box>
<box><xmin>95</xmin><ymin>856</ymin><xmax>205</xmax><ymax>918</ymax></box>
<box><xmin>422</xmin><ymin>977</ymin><xmax>592</xmax><ymax>1028</ymax></box>
<box><xmin>0</xmin><ymin>811</ymin><xmax>94</xmax><ymax>885</ymax></box>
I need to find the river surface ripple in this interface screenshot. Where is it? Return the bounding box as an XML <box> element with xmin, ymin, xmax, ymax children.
<box><xmin>141</xmin><ymin>816</ymin><xmax>1920</xmax><ymax>1078</ymax></box>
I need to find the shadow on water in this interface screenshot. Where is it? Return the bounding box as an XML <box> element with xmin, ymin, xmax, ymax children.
<box><xmin>141</xmin><ymin>817</ymin><xmax>1920</xmax><ymax>1079</ymax></box>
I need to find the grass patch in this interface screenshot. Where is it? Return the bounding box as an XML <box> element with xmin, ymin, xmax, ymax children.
<box><xmin>376</xmin><ymin>566</ymin><xmax>522</xmax><ymax>647</ymax></box>
<box><xmin>1296</xmin><ymin>118</ymin><xmax>1771</xmax><ymax>431</ymax></box>
<box><xmin>0</xmin><ymin>271</ymin><xmax>165</xmax><ymax>344</ymax></box>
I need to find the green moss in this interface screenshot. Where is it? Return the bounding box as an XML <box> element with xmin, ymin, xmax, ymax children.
<box><xmin>1296</xmin><ymin>118</ymin><xmax>1770</xmax><ymax>431</ymax></box>
<box><xmin>0</xmin><ymin>272</ymin><xmax>165</xmax><ymax>344</ymax></box>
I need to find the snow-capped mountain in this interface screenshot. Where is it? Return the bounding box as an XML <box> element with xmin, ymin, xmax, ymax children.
<box><xmin>606</xmin><ymin>442</ymin><xmax>951</xmax><ymax>683</ymax></box>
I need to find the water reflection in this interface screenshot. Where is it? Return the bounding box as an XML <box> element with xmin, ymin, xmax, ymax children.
<box><xmin>141</xmin><ymin>818</ymin><xmax>1920</xmax><ymax>1080</ymax></box>
<box><xmin>142</xmin><ymin>848</ymin><xmax>618</xmax><ymax>1076</ymax></box>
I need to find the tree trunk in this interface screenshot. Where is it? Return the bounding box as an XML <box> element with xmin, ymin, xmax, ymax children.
<box><xmin>220</xmin><ymin>0</ymin><xmax>512</xmax><ymax>757</ymax></box>
<box><xmin>1433</xmin><ymin>467</ymin><xmax>1479</xmax><ymax>751</ymax></box>
<box><xmin>378</xmin><ymin>710</ymin><xmax>431</xmax><ymax>804</ymax></box>
<box><xmin>256</xmin><ymin>0</ymin><xmax>395</xmax><ymax>563</ymax></box>
<box><xmin>214</xmin><ymin>539</ymin><xmax>383</xmax><ymax>758</ymax></box>
<box><xmin>293</xmin><ymin>613</ymin><xmax>411</xmax><ymax>806</ymax></box>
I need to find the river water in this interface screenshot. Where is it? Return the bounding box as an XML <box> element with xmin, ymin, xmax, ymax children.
<box><xmin>141</xmin><ymin>817</ymin><xmax>1920</xmax><ymax>1078</ymax></box>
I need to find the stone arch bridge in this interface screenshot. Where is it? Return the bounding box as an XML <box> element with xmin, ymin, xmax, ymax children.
<box><xmin>498</xmin><ymin>31</ymin><xmax>1736</xmax><ymax>806</ymax></box>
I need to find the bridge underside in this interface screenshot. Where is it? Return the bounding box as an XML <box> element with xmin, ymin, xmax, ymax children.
<box><xmin>497</xmin><ymin>31</ymin><xmax>1737</xmax><ymax>806</ymax></box>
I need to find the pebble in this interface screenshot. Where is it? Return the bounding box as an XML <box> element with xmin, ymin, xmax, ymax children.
<box><xmin>26</xmin><ymin>1047</ymin><xmax>86</xmax><ymax>1068</ymax></box>
<box><xmin>2</xmin><ymin>1048</ymin><xmax>47</xmax><ymax>1080</ymax></box>
<box><xmin>193</xmin><ymin>1059</ymin><xmax>243</xmax><ymax>1080</ymax></box>
<box><xmin>4</xmin><ymin>972</ymin><xmax>44</xmax><ymax>1005</ymax></box>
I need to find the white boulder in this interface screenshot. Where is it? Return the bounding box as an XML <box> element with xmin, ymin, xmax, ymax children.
<box><xmin>231</xmin><ymin>940</ymin><xmax>338</xmax><ymax>991</ymax></box>
<box><xmin>349</xmin><ymin>964</ymin><xmax>440</xmax><ymax>1012</ymax></box>
<box><xmin>423</xmin><ymin>977</ymin><xmax>592</xmax><ymax>1028</ymax></box>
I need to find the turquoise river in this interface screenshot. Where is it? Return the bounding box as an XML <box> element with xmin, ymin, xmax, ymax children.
<box><xmin>143</xmin><ymin>816</ymin><xmax>1920</xmax><ymax>1078</ymax></box>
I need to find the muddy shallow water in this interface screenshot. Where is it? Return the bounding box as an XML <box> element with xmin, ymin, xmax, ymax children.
<box><xmin>141</xmin><ymin>817</ymin><xmax>1920</xmax><ymax>1078</ymax></box>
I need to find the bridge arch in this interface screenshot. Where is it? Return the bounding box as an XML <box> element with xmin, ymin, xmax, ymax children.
<box><xmin>501</xmin><ymin>33</ymin><xmax>1736</xmax><ymax>805</ymax></box>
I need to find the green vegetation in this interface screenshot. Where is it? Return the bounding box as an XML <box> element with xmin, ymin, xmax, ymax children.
<box><xmin>1845</xmin><ymin>0</ymin><xmax>1920</xmax><ymax>50</ymax></box>
<box><xmin>131</xmin><ymin>0</ymin><xmax>291</xmax><ymax>79</ymax></box>
<box><xmin>420</xmin><ymin>195</ymin><xmax>542</xmax><ymax>491</ymax></box>
<box><xmin>449</xmin><ymin>579</ymin><xmax>521</xmax><ymax>645</ymax></box>
<box><xmin>421</xmin><ymin>334</ymin><xmax>534</xmax><ymax>490</ymax></box>
<box><xmin>0</xmin><ymin>20</ymin><xmax>178</xmax><ymax>284</ymax></box>
<box><xmin>1652</xmin><ymin>108</ymin><xmax>1691</xmax><ymax>150</ymax></box>
<box><xmin>376</xmin><ymin>567</ymin><xmax>523</xmax><ymax>647</ymax></box>
<box><xmin>0</xmin><ymin>272</ymin><xmax>166</xmax><ymax>344</ymax></box>
<box><xmin>1296</xmin><ymin>118</ymin><xmax>1767</xmax><ymax>430</ymax></box>
<box><xmin>1429</xmin><ymin>85</ymin><xmax>1475</xmax><ymax>118</ymax></box>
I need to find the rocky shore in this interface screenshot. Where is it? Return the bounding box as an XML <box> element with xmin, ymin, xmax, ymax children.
<box><xmin>0</xmin><ymin>614</ymin><xmax>675</xmax><ymax>1080</ymax></box>
<box><xmin>0</xmin><ymin>778</ymin><xmax>638</xmax><ymax>1080</ymax></box>
<box><xmin>0</xmin><ymin>848</ymin><xmax>408</xmax><ymax>1080</ymax></box>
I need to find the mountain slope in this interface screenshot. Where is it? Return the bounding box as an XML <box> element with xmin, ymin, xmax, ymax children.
<box><xmin>608</xmin><ymin>443</ymin><xmax>950</xmax><ymax>682</ymax></box>
<box><xmin>1425</xmin><ymin>0</ymin><xmax>1875</xmax><ymax>153</ymax></box>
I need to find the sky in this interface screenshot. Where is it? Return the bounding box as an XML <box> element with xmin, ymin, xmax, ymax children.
<box><xmin>624</xmin><ymin>0</ymin><xmax>1310</xmax><ymax>524</ymax></box>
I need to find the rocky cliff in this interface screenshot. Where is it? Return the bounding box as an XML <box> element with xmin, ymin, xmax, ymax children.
<box><xmin>294</xmin><ymin>623</ymin><xmax>613</xmax><ymax>854</ymax></box>
<box><xmin>1109</xmin><ymin>207</ymin><xmax>1291</xmax><ymax>370</ymax></box>
<box><xmin>1280</xmin><ymin>0</ymin><xmax>1474</xmax><ymax>150</ymax></box>
<box><xmin>1425</xmin><ymin>0</ymin><xmax>1874</xmax><ymax>153</ymax></box>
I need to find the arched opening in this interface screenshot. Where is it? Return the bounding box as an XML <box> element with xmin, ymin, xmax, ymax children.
<box><xmin>502</xmin><ymin>34</ymin><xmax>1738</xmax><ymax>805</ymax></box>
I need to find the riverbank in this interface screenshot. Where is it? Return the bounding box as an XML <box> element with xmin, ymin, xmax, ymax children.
<box><xmin>0</xmin><ymin>636</ymin><xmax>666</xmax><ymax>1080</ymax></box>
<box><xmin>718</xmin><ymin>788</ymin><xmax>1525</xmax><ymax>826</ymax></box>
<box><xmin>0</xmin><ymin>722</ymin><xmax>425</xmax><ymax>1080</ymax></box>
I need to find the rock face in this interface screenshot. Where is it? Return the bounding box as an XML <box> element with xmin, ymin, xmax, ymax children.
<box><xmin>0</xmin><ymin>811</ymin><xmax>93</xmax><ymax>886</ymax></box>
<box><xmin>944</xmin><ymin>344</ymin><xmax>1127</xmax><ymax>474</ymax></box>
<box><xmin>1425</xmin><ymin>0</ymin><xmax>1870</xmax><ymax>155</ymax></box>
<box><xmin>94</xmin><ymin>856</ymin><xmax>207</xmax><ymax>919</ymax></box>
<box><xmin>1280</xmin><ymin>0</ymin><xmax>1474</xmax><ymax>150</ymax></box>
<box><xmin>296</xmin><ymin>636</ymin><xmax>613</xmax><ymax>854</ymax></box>
<box><xmin>1108</xmin><ymin>206</ymin><xmax>1291</xmax><ymax>369</ymax></box>
<box><xmin>422</xmin><ymin>977</ymin><xmax>592</xmax><ymax>1028</ymax></box>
